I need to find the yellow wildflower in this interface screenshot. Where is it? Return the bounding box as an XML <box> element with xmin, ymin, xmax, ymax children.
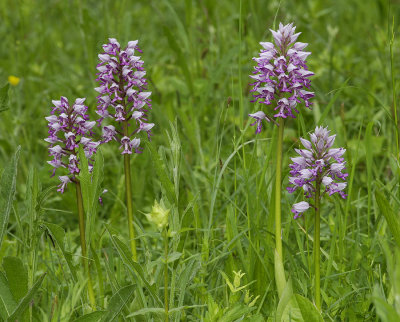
<box><xmin>8</xmin><ymin>75</ymin><xmax>20</xmax><ymax>86</ymax></box>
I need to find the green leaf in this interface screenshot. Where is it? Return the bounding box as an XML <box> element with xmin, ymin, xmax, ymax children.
<box><xmin>276</xmin><ymin>278</ymin><xmax>294</xmax><ymax>322</ymax></box>
<box><xmin>74</xmin><ymin>311</ymin><xmax>106</xmax><ymax>322</ymax></box>
<box><xmin>0</xmin><ymin>272</ymin><xmax>17</xmax><ymax>320</ymax></box>
<box><xmin>294</xmin><ymin>294</ymin><xmax>324</xmax><ymax>322</ymax></box>
<box><xmin>145</xmin><ymin>140</ymin><xmax>176</xmax><ymax>205</ymax></box>
<box><xmin>108</xmin><ymin>232</ymin><xmax>162</xmax><ymax>305</ymax></box>
<box><xmin>276</xmin><ymin>280</ymin><xmax>323</xmax><ymax>322</ymax></box>
<box><xmin>376</xmin><ymin>190</ymin><xmax>400</xmax><ymax>248</ymax></box>
<box><xmin>0</xmin><ymin>146</ymin><xmax>20</xmax><ymax>250</ymax></box>
<box><xmin>41</xmin><ymin>222</ymin><xmax>77</xmax><ymax>280</ymax></box>
<box><xmin>274</xmin><ymin>249</ymin><xmax>287</xmax><ymax>297</ymax></box>
<box><xmin>219</xmin><ymin>303</ymin><xmax>255</xmax><ymax>322</ymax></box>
<box><xmin>101</xmin><ymin>284</ymin><xmax>135</xmax><ymax>322</ymax></box>
<box><xmin>126</xmin><ymin>307</ymin><xmax>164</xmax><ymax>318</ymax></box>
<box><xmin>163</xmin><ymin>251</ymin><xmax>182</xmax><ymax>264</ymax></box>
<box><xmin>2</xmin><ymin>256</ymin><xmax>28</xmax><ymax>302</ymax></box>
<box><xmin>77</xmin><ymin>145</ymin><xmax>91</xmax><ymax>212</ymax></box>
<box><xmin>77</xmin><ymin>146</ymin><xmax>104</xmax><ymax>246</ymax></box>
<box><xmin>373</xmin><ymin>284</ymin><xmax>400</xmax><ymax>322</ymax></box>
<box><xmin>365</xmin><ymin>121</ymin><xmax>374</xmax><ymax>226</ymax></box>
<box><xmin>7</xmin><ymin>273</ymin><xmax>46</xmax><ymax>322</ymax></box>
<box><xmin>0</xmin><ymin>83</ymin><xmax>10</xmax><ymax>113</ymax></box>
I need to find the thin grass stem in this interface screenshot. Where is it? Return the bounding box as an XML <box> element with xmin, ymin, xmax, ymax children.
<box><xmin>390</xmin><ymin>17</ymin><xmax>399</xmax><ymax>165</ymax></box>
<box><xmin>164</xmin><ymin>228</ymin><xmax>169</xmax><ymax>322</ymax></box>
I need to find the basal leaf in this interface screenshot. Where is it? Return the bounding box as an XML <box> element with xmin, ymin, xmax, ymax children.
<box><xmin>101</xmin><ymin>285</ymin><xmax>135</xmax><ymax>322</ymax></box>
<box><xmin>7</xmin><ymin>273</ymin><xmax>46</xmax><ymax>322</ymax></box>
<box><xmin>2</xmin><ymin>256</ymin><xmax>28</xmax><ymax>302</ymax></box>
<box><xmin>41</xmin><ymin>222</ymin><xmax>77</xmax><ymax>280</ymax></box>
<box><xmin>0</xmin><ymin>272</ymin><xmax>17</xmax><ymax>320</ymax></box>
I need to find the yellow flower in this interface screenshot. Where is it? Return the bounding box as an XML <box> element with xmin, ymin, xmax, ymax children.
<box><xmin>8</xmin><ymin>75</ymin><xmax>20</xmax><ymax>86</ymax></box>
<box><xmin>145</xmin><ymin>200</ymin><xmax>170</xmax><ymax>230</ymax></box>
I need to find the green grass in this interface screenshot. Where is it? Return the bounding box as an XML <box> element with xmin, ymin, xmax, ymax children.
<box><xmin>0</xmin><ymin>0</ymin><xmax>399</xmax><ymax>320</ymax></box>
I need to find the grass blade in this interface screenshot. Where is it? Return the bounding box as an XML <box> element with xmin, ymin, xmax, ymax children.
<box><xmin>0</xmin><ymin>146</ymin><xmax>20</xmax><ymax>250</ymax></box>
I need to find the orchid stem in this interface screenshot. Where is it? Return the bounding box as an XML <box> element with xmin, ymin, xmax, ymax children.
<box><xmin>75</xmin><ymin>181</ymin><xmax>96</xmax><ymax>309</ymax></box>
<box><xmin>275</xmin><ymin>118</ymin><xmax>286</xmax><ymax>296</ymax></box>
<box><xmin>314</xmin><ymin>181</ymin><xmax>321</xmax><ymax>311</ymax></box>
<box><xmin>123</xmin><ymin>120</ymin><xmax>137</xmax><ymax>262</ymax></box>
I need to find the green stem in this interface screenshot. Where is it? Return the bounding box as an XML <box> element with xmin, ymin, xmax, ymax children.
<box><xmin>75</xmin><ymin>181</ymin><xmax>96</xmax><ymax>309</ymax></box>
<box><xmin>390</xmin><ymin>17</ymin><xmax>399</xmax><ymax>165</ymax></box>
<box><xmin>164</xmin><ymin>228</ymin><xmax>169</xmax><ymax>322</ymax></box>
<box><xmin>314</xmin><ymin>182</ymin><xmax>321</xmax><ymax>311</ymax></box>
<box><xmin>274</xmin><ymin>118</ymin><xmax>286</xmax><ymax>296</ymax></box>
<box><xmin>123</xmin><ymin>120</ymin><xmax>137</xmax><ymax>261</ymax></box>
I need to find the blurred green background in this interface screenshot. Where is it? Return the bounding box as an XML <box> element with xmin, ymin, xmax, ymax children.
<box><xmin>0</xmin><ymin>0</ymin><xmax>399</xmax><ymax>320</ymax></box>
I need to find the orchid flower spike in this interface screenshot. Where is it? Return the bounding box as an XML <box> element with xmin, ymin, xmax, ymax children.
<box><xmin>45</xmin><ymin>97</ymin><xmax>100</xmax><ymax>193</ymax></box>
<box><xmin>249</xmin><ymin>23</ymin><xmax>314</xmax><ymax>133</ymax></box>
<box><xmin>287</xmin><ymin>126</ymin><xmax>347</xmax><ymax>218</ymax></box>
<box><xmin>95</xmin><ymin>38</ymin><xmax>154</xmax><ymax>154</ymax></box>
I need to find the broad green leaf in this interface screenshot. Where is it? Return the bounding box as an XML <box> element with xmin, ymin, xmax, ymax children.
<box><xmin>41</xmin><ymin>222</ymin><xmax>77</xmax><ymax>280</ymax></box>
<box><xmin>108</xmin><ymin>232</ymin><xmax>162</xmax><ymax>305</ymax></box>
<box><xmin>276</xmin><ymin>278</ymin><xmax>294</xmax><ymax>322</ymax></box>
<box><xmin>276</xmin><ymin>282</ymin><xmax>323</xmax><ymax>322</ymax></box>
<box><xmin>274</xmin><ymin>249</ymin><xmax>287</xmax><ymax>297</ymax></box>
<box><xmin>7</xmin><ymin>273</ymin><xmax>46</xmax><ymax>321</ymax></box>
<box><xmin>294</xmin><ymin>294</ymin><xmax>323</xmax><ymax>322</ymax></box>
<box><xmin>0</xmin><ymin>83</ymin><xmax>10</xmax><ymax>112</ymax></box>
<box><xmin>2</xmin><ymin>256</ymin><xmax>28</xmax><ymax>302</ymax></box>
<box><xmin>74</xmin><ymin>311</ymin><xmax>106</xmax><ymax>322</ymax></box>
<box><xmin>376</xmin><ymin>190</ymin><xmax>400</xmax><ymax>248</ymax></box>
<box><xmin>101</xmin><ymin>284</ymin><xmax>135</xmax><ymax>322</ymax></box>
<box><xmin>0</xmin><ymin>272</ymin><xmax>17</xmax><ymax>320</ymax></box>
<box><xmin>0</xmin><ymin>146</ymin><xmax>20</xmax><ymax>250</ymax></box>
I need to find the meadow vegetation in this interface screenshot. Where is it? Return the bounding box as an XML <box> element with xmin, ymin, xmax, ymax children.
<box><xmin>0</xmin><ymin>0</ymin><xmax>399</xmax><ymax>321</ymax></box>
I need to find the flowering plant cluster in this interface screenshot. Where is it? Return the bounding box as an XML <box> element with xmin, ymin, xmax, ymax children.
<box><xmin>45</xmin><ymin>97</ymin><xmax>99</xmax><ymax>193</ymax></box>
<box><xmin>287</xmin><ymin>126</ymin><xmax>347</xmax><ymax>218</ymax></box>
<box><xmin>95</xmin><ymin>38</ymin><xmax>154</xmax><ymax>154</ymax></box>
<box><xmin>249</xmin><ymin>22</ymin><xmax>314</xmax><ymax>133</ymax></box>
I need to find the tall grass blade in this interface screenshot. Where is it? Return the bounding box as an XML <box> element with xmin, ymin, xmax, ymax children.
<box><xmin>0</xmin><ymin>146</ymin><xmax>20</xmax><ymax>250</ymax></box>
